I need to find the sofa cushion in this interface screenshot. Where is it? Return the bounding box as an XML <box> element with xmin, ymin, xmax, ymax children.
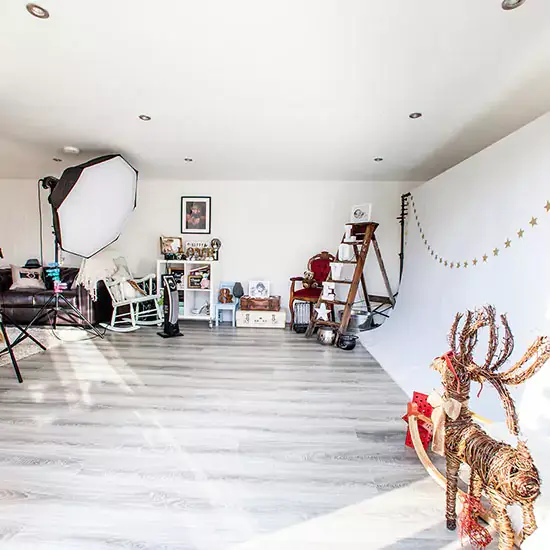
<box><xmin>9</xmin><ymin>265</ymin><xmax>46</xmax><ymax>290</ymax></box>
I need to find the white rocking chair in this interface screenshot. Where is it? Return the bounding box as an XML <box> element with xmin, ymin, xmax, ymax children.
<box><xmin>102</xmin><ymin>273</ymin><xmax>162</xmax><ymax>332</ymax></box>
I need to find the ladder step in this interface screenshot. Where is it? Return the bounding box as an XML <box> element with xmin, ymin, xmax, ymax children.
<box><xmin>316</xmin><ymin>320</ymin><xmax>340</xmax><ymax>328</ymax></box>
<box><xmin>320</xmin><ymin>299</ymin><xmax>348</xmax><ymax>305</ymax></box>
<box><xmin>369</xmin><ymin>294</ymin><xmax>393</xmax><ymax>305</ymax></box>
<box><xmin>332</xmin><ymin>260</ymin><xmax>356</xmax><ymax>264</ymax></box>
<box><xmin>327</xmin><ymin>279</ymin><xmax>352</xmax><ymax>284</ymax></box>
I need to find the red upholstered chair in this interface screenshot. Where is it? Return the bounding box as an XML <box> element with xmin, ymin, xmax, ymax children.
<box><xmin>289</xmin><ymin>251</ymin><xmax>335</xmax><ymax>328</ymax></box>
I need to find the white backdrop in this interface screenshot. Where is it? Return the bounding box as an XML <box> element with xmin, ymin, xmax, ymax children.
<box><xmin>361</xmin><ymin>112</ymin><xmax>550</xmax><ymax>546</ymax></box>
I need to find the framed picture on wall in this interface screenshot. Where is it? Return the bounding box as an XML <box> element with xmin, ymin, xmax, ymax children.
<box><xmin>181</xmin><ymin>196</ymin><xmax>211</xmax><ymax>234</ymax></box>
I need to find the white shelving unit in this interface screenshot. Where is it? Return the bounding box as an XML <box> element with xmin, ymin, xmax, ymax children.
<box><xmin>156</xmin><ymin>260</ymin><xmax>218</xmax><ymax>327</ymax></box>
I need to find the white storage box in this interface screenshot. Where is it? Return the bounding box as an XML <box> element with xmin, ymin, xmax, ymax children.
<box><xmin>236</xmin><ymin>310</ymin><xmax>286</xmax><ymax>329</ymax></box>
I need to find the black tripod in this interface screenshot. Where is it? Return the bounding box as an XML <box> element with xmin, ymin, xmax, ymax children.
<box><xmin>19</xmin><ymin>240</ymin><xmax>104</xmax><ymax>340</ymax></box>
<box><xmin>0</xmin><ymin>307</ymin><xmax>47</xmax><ymax>383</ymax></box>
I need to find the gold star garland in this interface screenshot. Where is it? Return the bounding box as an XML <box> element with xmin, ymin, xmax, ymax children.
<box><xmin>409</xmin><ymin>195</ymin><xmax>548</xmax><ymax>269</ymax></box>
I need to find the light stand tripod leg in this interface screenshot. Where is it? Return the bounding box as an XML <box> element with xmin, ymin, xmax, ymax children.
<box><xmin>57</xmin><ymin>294</ymin><xmax>104</xmax><ymax>338</ymax></box>
<box><xmin>10</xmin><ymin>293</ymin><xmax>56</xmax><ymax>347</ymax></box>
<box><xmin>0</xmin><ymin>311</ymin><xmax>47</xmax><ymax>351</ymax></box>
<box><xmin>0</xmin><ymin>319</ymin><xmax>23</xmax><ymax>383</ymax></box>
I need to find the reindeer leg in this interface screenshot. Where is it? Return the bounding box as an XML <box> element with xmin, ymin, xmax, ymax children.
<box><xmin>519</xmin><ymin>501</ymin><xmax>537</xmax><ymax>542</ymax></box>
<box><xmin>446</xmin><ymin>454</ymin><xmax>460</xmax><ymax>530</ymax></box>
<box><xmin>469</xmin><ymin>469</ymin><xmax>483</xmax><ymax>519</ymax></box>
<box><xmin>488</xmin><ymin>494</ymin><xmax>514</xmax><ymax>550</ymax></box>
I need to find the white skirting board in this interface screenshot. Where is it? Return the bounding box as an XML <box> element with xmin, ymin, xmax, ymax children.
<box><xmin>236</xmin><ymin>310</ymin><xmax>286</xmax><ymax>328</ymax></box>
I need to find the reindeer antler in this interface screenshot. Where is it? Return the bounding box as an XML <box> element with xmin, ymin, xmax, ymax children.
<box><xmin>500</xmin><ymin>336</ymin><xmax>550</xmax><ymax>386</ymax></box>
<box><xmin>448</xmin><ymin>312</ymin><xmax>462</xmax><ymax>355</ymax></box>
<box><xmin>492</xmin><ymin>314</ymin><xmax>514</xmax><ymax>372</ymax></box>
<box><xmin>449</xmin><ymin>306</ymin><xmax>550</xmax><ymax>436</ymax></box>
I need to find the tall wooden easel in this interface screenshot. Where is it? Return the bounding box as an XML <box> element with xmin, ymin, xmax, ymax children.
<box><xmin>305</xmin><ymin>222</ymin><xmax>395</xmax><ymax>343</ymax></box>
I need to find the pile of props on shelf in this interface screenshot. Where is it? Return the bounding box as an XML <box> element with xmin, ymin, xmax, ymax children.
<box><xmin>405</xmin><ymin>306</ymin><xmax>550</xmax><ymax>550</ymax></box>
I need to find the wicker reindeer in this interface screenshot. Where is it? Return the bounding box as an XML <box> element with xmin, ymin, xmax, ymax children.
<box><xmin>431</xmin><ymin>306</ymin><xmax>550</xmax><ymax>549</ymax></box>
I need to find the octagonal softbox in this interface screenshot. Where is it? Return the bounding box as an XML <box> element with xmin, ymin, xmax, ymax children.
<box><xmin>49</xmin><ymin>155</ymin><xmax>138</xmax><ymax>258</ymax></box>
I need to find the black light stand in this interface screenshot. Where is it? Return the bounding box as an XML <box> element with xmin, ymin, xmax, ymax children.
<box><xmin>13</xmin><ymin>177</ymin><xmax>104</xmax><ymax>342</ymax></box>
<box><xmin>0</xmin><ymin>307</ymin><xmax>47</xmax><ymax>383</ymax></box>
<box><xmin>398</xmin><ymin>192</ymin><xmax>411</xmax><ymax>284</ymax></box>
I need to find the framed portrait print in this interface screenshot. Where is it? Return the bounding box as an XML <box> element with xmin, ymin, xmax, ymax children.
<box><xmin>249</xmin><ymin>281</ymin><xmax>270</xmax><ymax>298</ymax></box>
<box><xmin>181</xmin><ymin>196</ymin><xmax>211</xmax><ymax>234</ymax></box>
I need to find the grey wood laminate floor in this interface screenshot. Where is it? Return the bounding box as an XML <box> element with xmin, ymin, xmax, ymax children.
<box><xmin>0</xmin><ymin>325</ymin><xmax>486</xmax><ymax>549</ymax></box>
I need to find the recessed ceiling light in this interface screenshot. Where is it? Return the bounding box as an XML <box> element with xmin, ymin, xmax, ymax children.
<box><xmin>184</xmin><ymin>158</ymin><xmax>193</xmax><ymax>162</ymax></box>
<box><xmin>502</xmin><ymin>0</ymin><xmax>527</xmax><ymax>9</ymax></box>
<box><xmin>63</xmin><ymin>145</ymin><xmax>80</xmax><ymax>155</ymax></box>
<box><xmin>26</xmin><ymin>3</ymin><xmax>50</xmax><ymax>19</ymax></box>
<box><xmin>138</xmin><ymin>114</ymin><xmax>151</xmax><ymax>121</ymax></box>
<box><xmin>374</xmin><ymin>157</ymin><xmax>384</xmax><ymax>162</ymax></box>
<box><xmin>409</xmin><ymin>112</ymin><xmax>423</xmax><ymax>119</ymax></box>
<box><xmin>52</xmin><ymin>158</ymin><xmax>62</xmax><ymax>162</ymax></box>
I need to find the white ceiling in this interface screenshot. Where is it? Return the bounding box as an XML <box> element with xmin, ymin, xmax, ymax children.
<box><xmin>1</xmin><ymin>0</ymin><xmax>550</xmax><ymax>181</ymax></box>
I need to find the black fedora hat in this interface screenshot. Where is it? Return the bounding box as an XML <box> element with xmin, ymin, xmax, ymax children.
<box><xmin>24</xmin><ymin>258</ymin><xmax>41</xmax><ymax>269</ymax></box>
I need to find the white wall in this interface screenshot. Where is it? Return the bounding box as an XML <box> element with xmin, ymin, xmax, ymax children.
<box><xmin>361</xmin><ymin>111</ymin><xmax>550</xmax><ymax>545</ymax></box>
<box><xmin>0</xmin><ymin>179</ymin><xmax>55</xmax><ymax>265</ymax></box>
<box><xmin>0</xmin><ymin>179</ymin><xmax>414</xmax><ymax>311</ymax></box>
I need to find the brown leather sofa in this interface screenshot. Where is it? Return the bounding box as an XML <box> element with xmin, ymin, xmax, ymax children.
<box><xmin>0</xmin><ymin>267</ymin><xmax>111</xmax><ymax>326</ymax></box>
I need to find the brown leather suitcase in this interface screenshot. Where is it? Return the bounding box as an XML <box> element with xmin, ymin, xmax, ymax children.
<box><xmin>240</xmin><ymin>296</ymin><xmax>281</xmax><ymax>311</ymax></box>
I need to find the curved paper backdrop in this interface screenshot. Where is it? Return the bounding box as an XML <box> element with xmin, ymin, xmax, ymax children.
<box><xmin>361</xmin><ymin>112</ymin><xmax>550</xmax><ymax>545</ymax></box>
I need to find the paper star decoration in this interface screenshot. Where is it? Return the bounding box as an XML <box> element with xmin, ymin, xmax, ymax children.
<box><xmin>517</xmin><ymin>228</ymin><xmax>524</xmax><ymax>238</ymax></box>
<box><xmin>482</xmin><ymin>254</ymin><xmax>488</xmax><ymax>262</ymax></box>
<box><xmin>530</xmin><ymin>217</ymin><xmax>538</xmax><ymax>227</ymax></box>
<box><xmin>314</xmin><ymin>303</ymin><xmax>330</xmax><ymax>321</ymax></box>
<box><xmin>472</xmin><ymin>258</ymin><xmax>478</xmax><ymax>266</ymax></box>
<box><xmin>464</xmin><ymin>261</ymin><xmax>468</xmax><ymax>268</ymax></box>
<box><xmin>545</xmin><ymin>200</ymin><xmax>550</xmax><ymax>213</ymax></box>
<box><xmin>493</xmin><ymin>248</ymin><xmax>499</xmax><ymax>256</ymax></box>
<box><xmin>450</xmin><ymin>262</ymin><xmax>454</xmax><ymax>269</ymax></box>
<box><xmin>456</xmin><ymin>262</ymin><xmax>461</xmax><ymax>268</ymax></box>
<box><xmin>505</xmin><ymin>239</ymin><xmax>511</xmax><ymax>248</ymax></box>
<box><xmin>444</xmin><ymin>261</ymin><xmax>448</xmax><ymax>267</ymax></box>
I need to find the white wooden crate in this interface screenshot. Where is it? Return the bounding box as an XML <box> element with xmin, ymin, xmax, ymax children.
<box><xmin>236</xmin><ymin>310</ymin><xmax>286</xmax><ymax>329</ymax></box>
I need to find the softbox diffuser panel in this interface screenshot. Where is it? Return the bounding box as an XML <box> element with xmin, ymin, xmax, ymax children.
<box><xmin>50</xmin><ymin>155</ymin><xmax>138</xmax><ymax>258</ymax></box>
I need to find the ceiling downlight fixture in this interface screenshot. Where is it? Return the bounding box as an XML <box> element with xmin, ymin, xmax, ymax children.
<box><xmin>52</xmin><ymin>158</ymin><xmax>62</xmax><ymax>162</ymax></box>
<box><xmin>184</xmin><ymin>158</ymin><xmax>193</xmax><ymax>162</ymax></box>
<box><xmin>502</xmin><ymin>0</ymin><xmax>527</xmax><ymax>9</ymax></box>
<box><xmin>374</xmin><ymin>157</ymin><xmax>384</xmax><ymax>162</ymax></box>
<box><xmin>138</xmin><ymin>114</ymin><xmax>151</xmax><ymax>121</ymax></box>
<box><xmin>409</xmin><ymin>112</ymin><xmax>423</xmax><ymax>119</ymax></box>
<box><xmin>26</xmin><ymin>3</ymin><xmax>50</xmax><ymax>19</ymax></box>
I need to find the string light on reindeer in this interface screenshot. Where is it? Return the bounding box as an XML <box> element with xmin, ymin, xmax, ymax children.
<box><xmin>408</xmin><ymin>195</ymin><xmax>549</xmax><ymax>269</ymax></box>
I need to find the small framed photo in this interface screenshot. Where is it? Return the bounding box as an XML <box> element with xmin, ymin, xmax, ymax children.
<box><xmin>181</xmin><ymin>196</ymin><xmax>211</xmax><ymax>234</ymax></box>
<box><xmin>249</xmin><ymin>281</ymin><xmax>270</xmax><ymax>298</ymax></box>
<box><xmin>160</xmin><ymin>236</ymin><xmax>183</xmax><ymax>255</ymax></box>
<box><xmin>350</xmin><ymin>203</ymin><xmax>372</xmax><ymax>224</ymax></box>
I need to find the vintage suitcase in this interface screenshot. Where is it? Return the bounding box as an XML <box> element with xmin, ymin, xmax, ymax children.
<box><xmin>236</xmin><ymin>310</ymin><xmax>286</xmax><ymax>328</ymax></box>
<box><xmin>239</xmin><ymin>296</ymin><xmax>281</xmax><ymax>311</ymax></box>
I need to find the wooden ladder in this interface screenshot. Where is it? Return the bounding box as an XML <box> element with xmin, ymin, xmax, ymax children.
<box><xmin>305</xmin><ymin>222</ymin><xmax>395</xmax><ymax>342</ymax></box>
